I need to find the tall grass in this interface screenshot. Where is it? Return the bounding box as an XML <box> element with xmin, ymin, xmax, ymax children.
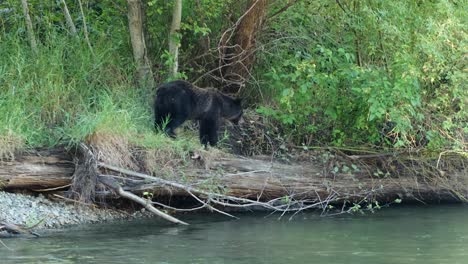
<box><xmin>0</xmin><ymin>32</ymin><xmax>192</xmax><ymax>152</ymax></box>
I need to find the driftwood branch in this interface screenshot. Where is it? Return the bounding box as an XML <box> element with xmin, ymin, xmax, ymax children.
<box><xmin>98</xmin><ymin>161</ymin><xmax>392</xmax><ymax>217</ymax></box>
<box><xmin>98</xmin><ymin>176</ymin><xmax>188</xmax><ymax>225</ymax></box>
<box><xmin>0</xmin><ymin>221</ymin><xmax>41</xmax><ymax>237</ymax></box>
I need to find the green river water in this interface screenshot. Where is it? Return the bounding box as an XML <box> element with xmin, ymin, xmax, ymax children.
<box><xmin>2</xmin><ymin>205</ymin><xmax>468</xmax><ymax>264</ymax></box>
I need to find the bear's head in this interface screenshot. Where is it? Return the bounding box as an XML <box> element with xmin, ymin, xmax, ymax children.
<box><xmin>223</xmin><ymin>97</ymin><xmax>244</xmax><ymax>125</ymax></box>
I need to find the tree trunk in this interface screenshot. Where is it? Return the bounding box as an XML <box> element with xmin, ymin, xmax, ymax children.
<box><xmin>220</xmin><ymin>0</ymin><xmax>268</xmax><ymax>94</ymax></box>
<box><xmin>20</xmin><ymin>0</ymin><xmax>37</xmax><ymax>53</ymax></box>
<box><xmin>127</xmin><ymin>0</ymin><xmax>154</xmax><ymax>87</ymax></box>
<box><xmin>168</xmin><ymin>0</ymin><xmax>182</xmax><ymax>77</ymax></box>
<box><xmin>61</xmin><ymin>0</ymin><xmax>77</xmax><ymax>35</ymax></box>
<box><xmin>77</xmin><ymin>0</ymin><xmax>94</xmax><ymax>55</ymax></box>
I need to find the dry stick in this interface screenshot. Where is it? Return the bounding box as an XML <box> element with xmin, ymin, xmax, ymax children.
<box><xmin>186</xmin><ymin>190</ymin><xmax>239</xmax><ymax>219</ymax></box>
<box><xmin>77</xmin><ymin>0</ymin><xmax>94</xmax><ymax>55</ymax></box>
<box><xmin>121</xmin><ymin>166</ymin><xmax>247</xmax><ymax>210</ymax></box>
<box><xmin>52</xmin><ymin>194</ymin><xmax>97</xmax><ymax>207</ymax></box>
<box><xmin>0</xmin><ymin>222</ymin><xmax>40</xmax><ymax>237</ymax></box>
<box><xmin>34</xmin><ymin>184</ymin><xmax>72</xmax><ymax>192</ymax></box>
<box><xmin>99</xmin><ymin>176</ymin><xmax>188</xmax><ymax>225</ymax></box>
<box><xmin>99</xmin><ymin>162</ymin><xmax>277</xmax><ymax>208</ymax></box>
<box><xmin>152</xmin><ymin>201</ymin><xmax>207</xmax><ymax>212</ymax></box>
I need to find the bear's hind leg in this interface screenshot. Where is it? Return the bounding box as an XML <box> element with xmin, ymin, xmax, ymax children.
<box><xmin>165</xmin><ymin>113</ymin><xmax>188</xmax><ymax>138</ymax></box>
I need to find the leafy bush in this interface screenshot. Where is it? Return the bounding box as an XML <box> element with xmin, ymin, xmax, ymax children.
<box><xmin>256</xmin><ymin>0</ymin><xmax>466</xmax><ymax>150</ymax></box>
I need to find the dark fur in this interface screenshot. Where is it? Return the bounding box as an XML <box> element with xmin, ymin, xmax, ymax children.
<box><xmin>154</xmin><ymin>80</ymin><xmax>243</xmax><ymax>146</ymax></box>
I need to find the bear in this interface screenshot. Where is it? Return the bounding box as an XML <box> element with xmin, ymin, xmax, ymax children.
<box><xmin>154</xmin><ymin>80</ymin><xmax>243</xmax><ymax>147</ymax></box>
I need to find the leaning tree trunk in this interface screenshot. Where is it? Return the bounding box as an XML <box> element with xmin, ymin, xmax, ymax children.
<box><xmin>127</xmin><ymin>0</ymin><xmax>154</xmax><ymax>88</ymax></box>
<box><xmin>20</xmin><ymin>0</ymin><xmax>37</xmax><ymax>53</ymax></box>
<box><xmin>77</xmin><ymin>0</ymin><xmax>94</xmax><ymax>55</ymax></box>
<box><xmin>219</xmin><ymin>0</ymin><xmax>268</xmax><ymax>94</ymax></box>
<box><xmin>61</xmin><ymin>0</ymin><xmax>77</xmax><ymax>35</ymax></box>
<box><xmin>168</xmin><ymin>0</ymin><xmax>182</xmax><ymax>77</ymax></box>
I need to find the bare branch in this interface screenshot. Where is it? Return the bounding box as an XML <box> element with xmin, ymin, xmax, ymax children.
<box><xmin>268</xmin><ymin>0</ymin><xmax>297</xmax><ymax>20</ymax></box>
<box><xmin>99</xmin><ymin>175</ymin><xmax>188</xmax><ymax>225</ymax></box>
<box><xmin>97</xmin><ymin>162</ymin><xmax>368</xmax><ymax>218</ymax></box>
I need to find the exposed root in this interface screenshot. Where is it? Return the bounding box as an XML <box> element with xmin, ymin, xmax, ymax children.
<box><xmin>68</xmin><ymin>143</ymin><xmax>188</xmax><ymax>225</ymax></box>
<box><xmin>67</xmin><ymin>143</ymin><xmax>98</xmax><ymax>203</ymax></box>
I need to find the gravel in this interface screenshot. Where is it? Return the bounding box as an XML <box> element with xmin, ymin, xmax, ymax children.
<box><xmin>0</xmin><ymin>191</ymin><xmax>142</xmax><ymax>231</ymax></box>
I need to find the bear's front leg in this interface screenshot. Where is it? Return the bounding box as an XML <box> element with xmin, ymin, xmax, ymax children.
<box><xmin>199</xmin><ymin>118</ymin><xmax>218</xmax><ymax>148</ymax></box>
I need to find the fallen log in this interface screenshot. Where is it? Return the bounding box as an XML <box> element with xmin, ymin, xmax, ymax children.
<box><xmin>115</xmin><ymin>156</ymin><xmax>468</xmax><ymax>203</ymax></box>
<box><xmin>0</xmin><ymin>148</ymin><xmax>74</xmax><ymax>189</ymax></box>
<box><xmin>0</xmin><ymin>148</ymin><xmax>466</xmax><ymax>204</ymax></box>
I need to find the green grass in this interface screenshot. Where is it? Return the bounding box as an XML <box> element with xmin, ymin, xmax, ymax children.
<box><xmin>0</xmin><ymin>33</ymin><xmax>200</xmax><ymax>156</ymax></box>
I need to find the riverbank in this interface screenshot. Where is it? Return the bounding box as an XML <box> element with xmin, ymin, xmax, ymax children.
<box><xmin>1</xmin><ymin>144</ymin><xmax>466</xmax><ymax>228</ymax></box>
<box><xmin>0</xmin><ymin>191</ymin><xmax>141</xmax><ymax>232</ymax></box>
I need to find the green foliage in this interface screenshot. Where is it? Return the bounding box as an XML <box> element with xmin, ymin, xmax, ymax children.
<box><xmin>145</xmin><ymin>0</ymin><xmax>235</xmax><ymax>81</ymax></box>
<box><xmin>0</xmin><ymin>0</ymin><xmax>464</xmax><ymax>153</ymax></box>
<box><xmin>0</xmin><ymin>33</ymin><xmax>145</xmax><ymax>147</ymax></box>
<box><xmin>0</xmin><ymin>0</ymin><xmax>146</xmax><ymax>149</ymax></box>
<box><xmin>0</xmin><ymin>0</ymin><xmax>235</xmax><ymax>152</ymax></box>
<box><xmin>256</xmin><ymin>0</ymin><xmax>466</xmax><ymax>150</ymax></box>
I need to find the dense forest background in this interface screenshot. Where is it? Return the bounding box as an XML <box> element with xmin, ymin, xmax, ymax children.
<box><xmin>0</xmin><ymin>0</ymin><xmax>465</xmax><ymax>156</ymax></box>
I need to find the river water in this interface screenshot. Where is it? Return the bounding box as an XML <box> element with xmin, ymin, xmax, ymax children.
<box><xmin>2</xmin><ymin>205</ymin><xmax>468</xmax><ymax>264</ymax></box>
